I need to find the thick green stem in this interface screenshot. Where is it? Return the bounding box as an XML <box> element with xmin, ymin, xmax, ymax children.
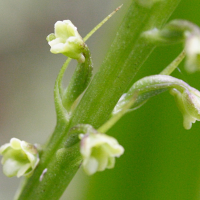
<box><xmin>17</xmin><ymin>1</ymin><xmax>181</xmax><ymax>199</ymax></box>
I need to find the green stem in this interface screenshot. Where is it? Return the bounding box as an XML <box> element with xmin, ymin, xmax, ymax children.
<box><xmin>16</xmin><ymin>1</ymin><xmax>181</xmax><ymax>200</ymax></box>
<box><xmin>160</xmin><ymin>50</ymin><xmax>186</xmax><ymax>75</ymax></box>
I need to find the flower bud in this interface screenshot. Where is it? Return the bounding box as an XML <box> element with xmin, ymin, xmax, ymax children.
<box><xmin>0</xmin><ymin>138</ymin><xmax>39</xmax><ymax>177</ymax></box>
<box><xmin>170</xmin><ymin>87</ymin><xmax>200</xmax><ymax>129</ymax></box>
<box><xmin>47</xmin><ymin>20</ymin><xmax>85</xmax><ymax>63</ymax></box>
<box><xmin>79</xmin><ymin>132</ymin><xmax>124</xmax><ymax>175</ymax></box>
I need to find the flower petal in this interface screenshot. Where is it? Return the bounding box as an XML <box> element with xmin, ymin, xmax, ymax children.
<box><xmin>10</xmin><ymin>138</ymin><xmax>21</xmax><ymax>150</ymax></box>
<box><xmin>17</xmin><ymin>163</ymin><xmax>31</xmax><ymax>177</ymax></box>
<box><xmin>55</xmin><ymin>21</ymin><xmax>71</xmax><ymax>40</ymax></box>
<box><xmin>83</xmin><ymin>157</ymin><xmax>98</xmax><ymax>175</ymax></box>
<box><xmin>3</xmin><ymin>159</ymin><xmax>23</xmax><ymax>177</ymax></box>
<box><xmin>50</xmin><ymin>43</ymin><xmax>66</xmax><ymax>54</ymax></box>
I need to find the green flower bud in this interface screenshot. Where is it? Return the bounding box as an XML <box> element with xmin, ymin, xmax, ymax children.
<box><xmin>170</xmin><ymin>87</ymin><xmax>200</xmax><ymax>129</ymax></box>
<box><xmin>47</xmin><ymin>20</ymin><xmax>85</xmax><ymax>63</ymax></box>
<box><xmin>79</xmin><ymin>132</ymin><xmax>124</xmax><ymax>175</ymax></box>
<box><xmin>0</xmin><ymin>138</ymin><xmax>39</xmax><ymax>177</ymax></box>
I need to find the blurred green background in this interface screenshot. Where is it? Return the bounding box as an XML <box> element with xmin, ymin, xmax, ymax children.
<box><xmin>1</xmin><ymin>0</ymin><xmax>200</xmax><ymax>199</ymax></box>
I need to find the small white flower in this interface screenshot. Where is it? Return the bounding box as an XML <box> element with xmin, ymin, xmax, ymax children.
<box><xmin>170</xmin><ymin>87</ymin><xmax>200</xmax><ymax>129</ymax></box>
<box><xmin>79</xmin><ymin>132</ymin><xmax>124</xmax><ymax>175</ymax></box>
<box><xmin>0</xmin><ymin>138</ymin><xmax>39</xmax><ymax>177</ymax></box>
<box><xmin>185</xmin><ymin>34</ymin><xmax>200</xmax><ymax>73</ymax></box>
<box><xmin>47</xmin><ymin>20</ymin><xmax>85</xmax><ymax>63</ymax></box>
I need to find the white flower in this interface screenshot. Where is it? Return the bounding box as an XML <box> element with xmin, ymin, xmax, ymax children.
<box><xmin>0</xmin><ymin>138</ymin><xmax>39</xmax><ymax>177</ymax></box>
<box><xmin>79</xmin><ymin>132</ymin><xmax>124</xmax><ymax>175</ymax></box>
<box><xmin>185</xmin><ymin>34</ymin><xmax>200</xmax><ymax>73</ymax></box>
<box><xmin>170</xmin><ymin>87</ymin><xmax>200</xmax><ymax>129</ymax></box>
<box><xmin>47</xmin><ymin>20</ymin><xmax>85</xmax><ymax>63</ymax></box>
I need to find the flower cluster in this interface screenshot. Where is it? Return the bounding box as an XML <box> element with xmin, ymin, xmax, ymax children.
<box><xmin>0</xmin><ymin>138</ymin><xmax>39</xmax><ymax>177</ymax></box>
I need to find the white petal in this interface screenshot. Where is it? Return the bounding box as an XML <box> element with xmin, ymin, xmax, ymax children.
<box><xmin>80</xmin><ymin>136</ymin><xmax>92</xmax><ymax>158</ymax></box>
<box><xmin>83</xmin><ymin>157</ymin><xmax>98</xmax><ymax>175</ymax></box>
<box><xmin>183</xmin><ymin>114</ymin><xmax>196</xmax><ymax>130</ymax></box>
<box><xmin>49</xmin><ymin>38</ymin><xmax>64</xmax><ymax>47</ymax></box>
<box><xmin>17</xmin><ymin>163</ymin><xmax>31</xmax><ymax>177</ymax></box>
<box><xmin>185</xmin><ymin>36</ymin><xmax>200</xmax><ymax>55</ymax></box>
<box><xmin>10</xmin><ymin>138</ymin><xmax>21</xmax><ymax>150</ymax></box>
<box><xmin>54</xmin><ymin>21</ymin><xmax>71</xmax><ymax>40</ymax></box>
<box><xmin>63</xmin><ymin>20</ymin><xmax>77</xmax><ymax>36</ymax></box>
<box><xmin>3</xmin><ymin>159</ymin><xmax>22</xmax><ymax>177</ymax></box>
<box><xmin>0</xmin><ymin>143</ymin><xmax>10</xmax><ymax>154</ymax></box>
<box><xmin>50</xmin><ymin>43</ymin><xmax>66</xmax><ymax>54</ymax></box>
<box><xmin>21</xmin><ymin>142</ymin><xmax>38</xmax><ymax>168</ymax></box>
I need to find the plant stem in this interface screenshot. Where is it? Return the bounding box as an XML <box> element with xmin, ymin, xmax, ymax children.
<box><xmin>17</xmin><ymin>1</ymin><xmax>181</xmax><ymax>199</ymax></box>
<box><xmin>160</xmin><ymin>50</ymin><xmax>186</xmax><ymax>75</ymax></box>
